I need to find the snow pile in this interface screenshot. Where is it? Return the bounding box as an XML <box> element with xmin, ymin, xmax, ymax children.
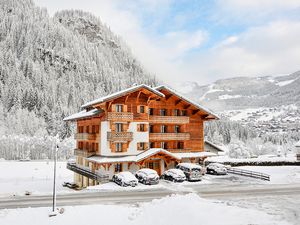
<box><xmin>0</xmin><ymin>194</ymin><xmax>288</xmax><ymax>225</ymax></box>
<box><xmin>206</xmin><ymin>155</ymin><xmax>297</xmax><ymax>164</ymax></box>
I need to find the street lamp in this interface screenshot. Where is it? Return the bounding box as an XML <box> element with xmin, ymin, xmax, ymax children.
<box><xmin>49</xmin><ymin>143</ymin><xmax>59</xmax><ymax>217</ymax></box>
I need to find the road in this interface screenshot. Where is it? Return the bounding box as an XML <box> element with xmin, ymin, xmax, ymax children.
<box><xmin>1</xmin><ymin>183</ymin><xmax>300</xmax><ymax>209</ymax></box>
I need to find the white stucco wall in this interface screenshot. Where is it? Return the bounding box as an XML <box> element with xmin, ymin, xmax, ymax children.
<box><xmin>100</xmin><ymin>121</ymin><xmax>111</xmax><ymax>156</ymax></box>
<box><xmin>100</xmin><ymin>121</ymin><xmax>149</xmax><ymax>156</ymax></box>
<box><xmin>128</xmin><ymin>122</ymin><xmax>149</xmax><ymax>155</ymax></box>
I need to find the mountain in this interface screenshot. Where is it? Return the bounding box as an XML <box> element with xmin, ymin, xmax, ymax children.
<box><xmin>178</xmin><ymin>71</ymin><xmax>300</xmax><ymax>139</ymax></box>
<box><xmin>179</xmin><ymin>71</ymin><xmax>300</xmax><ymax>111</ymax></box>
<box><xmin>0</xmin><ymin>0</ymin><xmax>157</xmax><ymax>139</ymax></box>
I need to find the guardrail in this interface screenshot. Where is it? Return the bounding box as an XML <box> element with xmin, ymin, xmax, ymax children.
<box><xmin>67</xmin><ymin>162</ymin><xmax>109</xmax><ymax>183</ymax></box>
<box><xmin>227</xmin><ymin>167</ymin><xmax>270</xmax><ymax>181</ymax></box>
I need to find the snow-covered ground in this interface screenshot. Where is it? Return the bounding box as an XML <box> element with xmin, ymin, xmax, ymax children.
<box><xmin>0</xmin><ymin>161</ymin><xmax>73</xmax><ymax>196</ymax></box>
<box><xmin>1</xmin><ymin>161</ymin><xmax>300</xmax><ymax>196</ymax></box>
<box><xmin>0</xmin><ymin>194</ymin><xmax>290</xmax><ymax>225</ymax></box>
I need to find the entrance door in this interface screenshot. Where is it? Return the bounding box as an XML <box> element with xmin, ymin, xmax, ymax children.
<box><xmin>145</xmin><ymin>160</ymin><xmax>161</xmax><ymax>175</ymax></box>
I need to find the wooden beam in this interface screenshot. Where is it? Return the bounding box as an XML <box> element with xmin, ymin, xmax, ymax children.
<box><xmin>147</xmin><ymin>96</ymin><xmax>152</xmax><ymax>104</ymax></box>
<box><xmin>184</xmin><ymin>104</ymin><xmax>191</xmax><ymax>109</ymax></box>
<box><xmin>175</xmin><ymin>99</ymin><xmax>182</xmax><ymax>105</ymax></box>
<box><xmin>124</xmin><ymin>94</ymin><xmax>130</xmax><ymax>104</ymax></box>
<box><xmin>107</xmin><ymin>101</ymin><xmax>113</xmax><ymax>111</ymax></box>
<box><xmin>165</xmin><ymin>94</ymin><xmax>172</xmax><ymax>101</ymax></box>
<box><xmin>136</xmin><ymin>91</ymin><xmax>142</xmax><ymax>103</ymax></box>
<box><xmin>192</xmin><ymin>109</ymin><xmax>200</xmax><ymax>115</ymax></box>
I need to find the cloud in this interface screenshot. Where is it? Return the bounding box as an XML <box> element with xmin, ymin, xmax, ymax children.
<box><xmin>34</xmin><ymin>0</ymin><xmax>300</xmax><ymax>86</ymax></box>
<box><xmin>185</xmin><ymin>20</ymin><xmax>300</xmax><ymax>83</ymax></box>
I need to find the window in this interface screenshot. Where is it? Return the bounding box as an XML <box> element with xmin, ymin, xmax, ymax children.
<box><xmin>139</xmin><ymin>105</ymin><xmax>145</xmax><ymax>113</ymax></box>
<box><xmin>137</xmin><ymin>142</ymin><xmax>148</xmax><ymax>150</ymax></box>
<box><xmin>149</xmin><ymin>108</ymin><xmax>154</xmax><ymax>115</ymax></box>
<box><xmin>86</xmin><ymin>126</ymin><xmax>89</xmax><ymax>133</ymax></box>
<box><xmin>175</xmin><ymin>125</ymin><xmax>180</xmax><ymax>133</ymax></box>
<box><xmin>116</xmin><ymin>104</ymin><xmax>123</xmax><ymax>112</ymax></box>
<box><xmin>174</xmin><ymin>109</ymin><xmax>179</xmax><ymax>116</ymax></box>
<box><xmin>116</xmin><ymin>143</ymin><xmax>123</xmax><ymax>152</ymax></box>
<box><xmin>181</xmin><ymin>110</ymin><xmax>187</xmax><ymax>116</ymax></box>
<box><xmin>140</xmin><ymin>124</ymin><xmax>145</xmax><ymax>131</ymax></box>
<box><xmin>150</xmin><ymin>142</ymin><xmax>155</xmax><ymax>148</ymax></box>
<box><xmin>160</xmin><ymin>109</ymin><xmax>166</xmax><ymax>116</ymax></box>
<box><xmin>116</xmin><ymin>123</ymin><xmax>123</xmax><ymax>132</ymax></box>
<box><xmin>161</xmin><ymin>142</ymin><xmax>167</xmax><ymax>149</ymax></box>
<box><xmin>115</xmin><ymin>163</ymin><xmax>122</xmax><ymax>173</ymax></box>
<box><xmin>161</xmin><ymin>125</ymin><xmax>167</xmax><ymax>133</ymax></box>
<box><xmin>178</xmin><ymin>142</ymin><xmax>184</xmax><ymax>149</ymax></box>
<box><xmin>149</xmin><ymin>125</ymin><xmax>153</xmax><ymax>133</ymax></box>
<box><xmin>92</xmin><ymin>125</ymin><xmax>95</xmax><ymax>133</ymax></box>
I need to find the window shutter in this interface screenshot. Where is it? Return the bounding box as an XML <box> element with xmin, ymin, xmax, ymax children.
<box><xmin>145</xmin><ymin>106</ymin><xmax>148</xmax><ymax>114</ymax></box>
<box><xmin>111</xmin><ymin>123</ymin><xmax>116</xmax><ymax>132</ymax></box>
<box><xmin>145</xmin><ymin>124</ymin><xmax>148</xmax><ymax>132</ymax></box>
<box><xmin>112</xmin><ymin>104</ymin><xmax>116</xmax><ymax>112</ymax></box>
<box><xmin>110</xmin><ymin>142</ymin><xmax>115</xmax><ymax>152</ymax></box>
<box><xmin>137</xmin><ymin>124</ymin><xmax>140</xmax><ymax>132</ymax></box>
<box><xmin>137</xmin><ymin>105</ymin><xmax>140</xmax><ymax>113</ymax></box>
<box><xmin>145</xmin><ymin>142</ymin><xmax>149</xmax><ymax>150</ymax></box>
<box><xmin>123</xmin><ymin>143</ymin><xmax>128</xmax><ymax>152</ymax></box>
<box><xmin>124</xmin><ymin>104</ymin><xmax>128</xmax><ymax>112</ymax></box>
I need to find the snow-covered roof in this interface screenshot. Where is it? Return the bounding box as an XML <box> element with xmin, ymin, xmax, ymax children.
<box><xmin>63</xmin><ymin>108</ymin><xmax>103</xmax><ymax>121</ymax></box>
<box><xmin>88</xmin><ymin>155</ymin><xmax>136</xmax><ymax>164</ymax></box>
<box><xmin>295</xmin><ymin>141</ymin><xmax>300</xmax><ymax>147</ymax></box>
<box><xmin>81</xmin><ymin>84</ymin><xmax>165</xmax><ymax>109</ymax></box>
<box><xmin>135</xmin><ymin>148</ymin><xmax>180</xmax><ymax>162</ymax></box>
<box><xmin>204</xmin><ymin>140</ymin><xmax>225</xmax><ymax>152</ymax></box>
<box><xmin>155</xmin><ymin>85</ymin><xmax>219</xmax><ymax>119</ymax></box>
<box><xmin>87</xmin><ymin>149</ymin><xmax>215</xmax><ymax>164</ymax></box>
<box><xmin>173</xmin><ymin>152</ymin><xmax>216</xmax><ymax>158</ymax></box>
<box><xmin>177</xmin><ymin>162</ymin><xmax>202</xmax><ymax>169</ymax></box>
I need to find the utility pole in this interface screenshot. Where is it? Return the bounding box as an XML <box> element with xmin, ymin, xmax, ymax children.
<box><xmin>49</xmin><ymin>143</ymin><xmax>59</xmax><ymax>217</ymax></box>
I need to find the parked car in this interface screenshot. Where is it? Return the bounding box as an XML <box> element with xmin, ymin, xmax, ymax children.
<box><xmin>135</xmin><ymin>168</ymin><xmax>159</xmax><ymax>185</ymax></box>
<box><xmin>112</xmin><ymin>171</ymin><xmax>138</xmax><ymax>187</ymax></box>
<box><xmin>161</xmin><ymin>169</ymin><xmax>186</xmax><ymax>182</ymax></box>
<box><xmin>206</xmin><ymin>163</ymin><xmax>227</xmax><ymax>175</ymax></box>
<box><xmin>176</xmin><ymin>163</ymin><xmax>202</xmax><ymax>181</ymax></box>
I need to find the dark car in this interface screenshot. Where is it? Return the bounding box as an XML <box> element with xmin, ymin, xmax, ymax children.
<box><xmin>206</xmin><ymin>163</ymin><xmax>227</xmax><ymax>175</ymax></box>
<box><xmin>176</xmin><ymin>163</ymin><xmax>202</xmax><ymax>181</ymax></box>
<box><xmin>135</xmin><ymin>168</ymin><xmax>159</xmax><ymax>185</ymax></box>
<box><xmin>112</xmin><ymin>171</ymin><xmax>138</xmax><ymax>187</ymax></box>
<box><xmin>161</xmin><ymin>169</ymin><xmax>186</xmax><ymax>182</ymax></box>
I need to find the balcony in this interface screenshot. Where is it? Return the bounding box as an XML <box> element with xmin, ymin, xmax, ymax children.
<box><xmin>74</xmin><ymin>133</ymin><xmax>96</xmax><ymax>141</ymax></box>
<box><xmin>149</xmin><ymin>116</ymin><xmax>189</xmax><ymax>124</ymax></box>
<box><xmin>149</xmin><ymin>133</ymin><xmax>190</xmax><ymax>141</ymax></box>
<box><xmin>107</xmin><ymin>132</ymin><xmax>133</xmax><ymax>142</ymax></box>
<box><xmin>74</xmin><ymin>149</ymin><xmax>96</xmax><ymax>157</ymax></box>
<box><xmin>107</xmin><ymin>112</ymin><xmax>133</xmax><ymax>121</ymax></box>
<box><xmin>67</xmin><ymin>162</ymin><xmax>109</xmax><ymax>182</ymax></box>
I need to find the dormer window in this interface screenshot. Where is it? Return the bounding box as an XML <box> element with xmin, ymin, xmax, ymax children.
<box><xmin>174</xmin><ymin>109</ymin><xmax>179</xmax><ymax>116</ymax></box>
<box><xmin>116</xmin><ymin>104</ymin><xmax>123</xmax><ymax>112</ymax></box>
<box><xmin>160</xmin><ymin>109</ymin><xmax>166</xmax><ymax>116</ymax></box>
<box><xmin>139</xmin><ymin>105</ymin><xmax>145</xmax><ymax>113</ymax></box>
<box><xmin>149</xmin><ymin>108</ymin><xmax>154</xmax><ymax>115</ymax></box>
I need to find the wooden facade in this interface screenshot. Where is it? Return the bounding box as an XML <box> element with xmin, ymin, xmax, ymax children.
<box><xmin>65</xmin><ymin>84</ymin><xmax>218</xmax><ymax>188</ymax></box>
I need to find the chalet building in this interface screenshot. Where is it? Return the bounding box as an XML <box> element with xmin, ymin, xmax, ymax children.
<box><xmin>64</xmin><ymin>84</ymin><xmax>219</xmax><ymax>188</ymax></box>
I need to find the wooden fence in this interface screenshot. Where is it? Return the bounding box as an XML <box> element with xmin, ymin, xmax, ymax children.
<box><xmin>227</xmin><ymin>167</ymin><xmax>270</xmax><ymax>181</ymax></box>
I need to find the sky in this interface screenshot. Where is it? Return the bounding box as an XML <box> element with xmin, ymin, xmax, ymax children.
<box><xmin>34</xmin><ymin>0</ymin><xmax>300</xmax><ymax>86</ymax></box>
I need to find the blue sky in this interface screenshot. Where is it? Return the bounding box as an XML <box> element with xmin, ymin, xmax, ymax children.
<box><xmin>34</xmin><ymin>0</ymin><xmax>300</xmax><ymax>86</ymax></box>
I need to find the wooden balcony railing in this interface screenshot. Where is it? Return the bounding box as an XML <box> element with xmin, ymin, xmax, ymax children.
<box><xmin>107</xmin><ymin>112</ymin><xmax>133</xmax><ymax>121</ymax></box>
<box><xmin>74</xmin><ymin>133</ymin><xmax>96</xmax><ymax>140</ymax></box>
<box><xmin>149</xmin><ymin>133</ymin><xmax>190</xmax><ymax>141</ymax></box>
<box><xmin>74</xmin><ymin>149</ymin><xmax>96</xmax><ymax>157</ymax></box>
<box><xmin>149</xmin><ymin>116</ymin><xmax>189</xmax><ymax>124</ymax></box>
<box><xmin>107</xmin><ymin>132</ymin><xmax>133</xmax><ymax>142</ymax></box>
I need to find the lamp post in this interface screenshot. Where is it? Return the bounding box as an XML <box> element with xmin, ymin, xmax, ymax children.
<box><xmin>49</xmin><ymin>143</ymin><xmax>59</xmax><ymax>217</ymax></box>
